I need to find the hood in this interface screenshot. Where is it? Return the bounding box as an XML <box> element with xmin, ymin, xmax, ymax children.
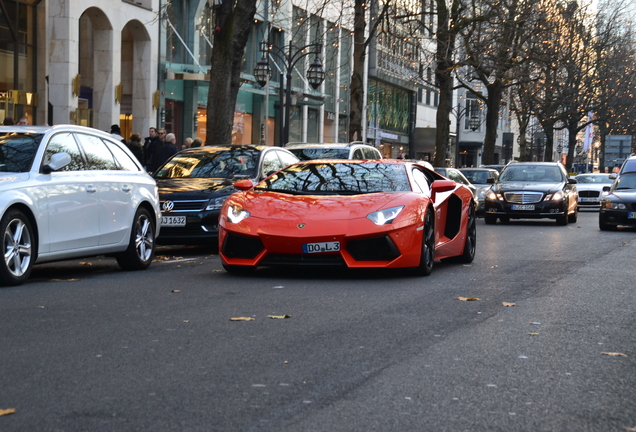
<box><xmin>494</xmin><ymin>181</ymin><xmax>563</xmax><ymax>194</ymax></box>
<box><xmin>232</xmin><ymin>191</ymin><xmax>413</xmax><ymax>236</ymax></box>
<box><xmin>609</xmin><ymin>190</ymin><xmax>636</xmax><ymax>201</ymax></box>
<box><xmin>156</xmin><ymin>178</ymin><xmax>237</xmax><ymax>199</ymax></box>
<box><xmin>0</xmin><ymin>173</ymin><xmax>29</xmax><ymax>189</ymax></box>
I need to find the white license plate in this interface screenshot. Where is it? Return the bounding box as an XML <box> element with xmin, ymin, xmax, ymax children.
<box><xmin>580</xmin><ymin>198</ymin><xmax>598</xmax><ymax>202</ymax></box>
<box><xmin>511</xmin><ymin>204</ymin><xmax>535</xmax><ymax>211</ymax></box>
<box><xmin>302</xmin><ymin>241</ymin><xmax>340</xmax><ymax>254</ymax></box>
<box><xmin>161</xmin><ymin>215</ymin><xmax>186</xmax><ymax>227</ymax></box>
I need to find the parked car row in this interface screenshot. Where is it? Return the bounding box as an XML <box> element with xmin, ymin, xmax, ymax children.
<box><xmin>1</xmin><ymin>125</ymin><xmax>633</xmax><ymax>286</ymax></box>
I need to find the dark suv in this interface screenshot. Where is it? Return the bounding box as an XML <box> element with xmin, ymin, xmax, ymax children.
<box><xmin>484</xmin><ymin>162</ymin><xmax>578</xmax><ymax>225</ymax></box>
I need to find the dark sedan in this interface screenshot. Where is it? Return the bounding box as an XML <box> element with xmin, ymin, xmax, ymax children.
<box><xmin>484</xmin><ymin>162</ymin><xmax>578</xmax><ymax>225</ymax></box>
<box><xmin>599</xmin><ymin>171</ymin><xmax>636</xmax><ymax>230</ymax></box>
<box><xmin>153</xmin><ymin>145</ymin><xmax>299</xmax><ymax>246</ymax></box>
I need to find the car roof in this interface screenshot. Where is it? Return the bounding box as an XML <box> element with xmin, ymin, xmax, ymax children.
<box><xmin>180</xmin><ymin>144</ymin><xmax>277</xmax><ymax>152</ymax></box>
<box><xmin>285</xmin><ymin>142</ymin><xmax>373</xmax><ymax>149</ymax></box>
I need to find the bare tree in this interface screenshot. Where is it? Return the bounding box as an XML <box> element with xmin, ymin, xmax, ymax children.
<box><xmin>457</xmin><ymin>0</ymin><xmax>537</xmax><ymax>166</ymax></box>
<box><xmin>205</xmin><ymin>0</ymin><xmax>258</xmax><ymax>145</ymax></box>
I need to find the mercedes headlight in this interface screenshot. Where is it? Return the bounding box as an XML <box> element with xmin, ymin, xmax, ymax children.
<box><xmin>367</xmin><ymin>206</ymin><xmax>404</xmax><ymax>225</ymax></box>
<box><xmin>486</xmin><ymin>190</ymin><xmax>503</xmax><ymax>201</ymax></box>
<box><xmin>227</xmin><ymin>205</ymin><xmax>251</xmax><ymax>223</ymax></box>
<box><xmin>545</xmin><ymin>191</ymin><xmax>563</xmax><ymax>201</ymax></box>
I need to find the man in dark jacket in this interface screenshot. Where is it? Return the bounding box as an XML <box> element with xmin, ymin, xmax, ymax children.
<box><xmin>151</xmin><ymin>132</ymin><xmax>178</xmax><ymax>172</ymax></box>
<box><xmin>144</xmin><ymin>127</ymin><xmax>163</xmax><ymax>172</ymax></box>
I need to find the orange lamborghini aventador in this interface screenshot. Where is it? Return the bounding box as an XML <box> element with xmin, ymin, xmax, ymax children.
<box><xmin>218</xmin><ymin>160</ymin><xmax>476</xmax><ymax>276</ymax></box>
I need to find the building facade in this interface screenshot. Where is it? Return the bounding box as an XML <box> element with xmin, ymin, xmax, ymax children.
<box><xmin>0</xmin><ymin>0</ymin><xmax>160</xmax><ymax>137</ymax></box>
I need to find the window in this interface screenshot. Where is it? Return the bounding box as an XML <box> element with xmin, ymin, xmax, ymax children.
<box><xmin>261</xmin><ymin>150</ymin><xmax>283</xmax><ymax>176</ymax></box>
<box><xmin>74</xmin><ymin>133</ymin><xmax>118</xmax><ymax>170</ymax></box>
<box><xmin>43</xmin><ymin>133</ymin><xmax>85</xmax><ymax>171</ymax></box>
<box><xmin>105</xmin><ymin>140</ymin><xmax>141</xmax><ymax>171</ymax></box>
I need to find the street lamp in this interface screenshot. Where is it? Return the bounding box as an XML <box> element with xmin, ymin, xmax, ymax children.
<box><xmin>254</xmin><ymin>41</ymin><xmax>325</xmax><ymax>146</ymax></box>
<box><xmin>452</xmin><ymin>107</ymin><xmax>481</xmax><ymax>168</ymax></box>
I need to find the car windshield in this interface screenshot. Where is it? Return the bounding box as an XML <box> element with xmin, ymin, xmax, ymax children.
<box><xmin>288</xmin><ymin>148</ymin><xmax>350</xmax><ymax>160</ymax></box>
<box><xmin>0</xmin><ymin>133</ymin><xmax>42</xmax><ymax>172</ymax></box>
<box><xmin>255</xmin><ymin>162</ymin><xmax>411</xmax><ymax>194</ymax></box>
<box><xmin>621</xmin><ymin>159</ymin><xmax>636</xmax><ymax>173</ymax></box>
<box><xmin>154</xmin><ymin>149</ymin><xmax>259</xmax><ymax>179</ymax></box>
<box><xmin>499</xmin><ymin>165</ymin><xmax>563</xmax><ymax>182</ymax></box>
<box><xmin>575</xmin><ymin>175</ymin><xmax>613</xmax><ymax>184</ymax></box>
<box><xmin>615</xmin><ymin>173</ymin><xmax>636</xmax><ymax>190</ymax></box>
<box><xmin>462</xmin><ymin>170</ymin><xmax>492</xmax><ymax>184</ymax></box>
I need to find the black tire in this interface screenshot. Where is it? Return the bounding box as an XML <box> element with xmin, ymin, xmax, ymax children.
<box><xmin>443</xmin><ymin>204</ymin><xmax>476</xmax><ymax>264</ymax></box>
<box><xmin>222</xmin><ymin>263</ymin><xmax>256</xmax><ymax>274</ymax></box>
<box><xmin>0</xmin><ymin>210</ymin><xmax>35</xmax><ymax>286</ymax></box>
<box><xmin>116</xmin><ymin>207</ymin><xmax>155</xmax><ymax>271</ymax></box>
<box><xmin>413</xmin><ymin>208</ymin><xmax>435</xmax><ymax>276</ymax></box>
<box><xmin>484</xmin><ymin>214</ymin><xmax>497</xmax><ymax>225</ymax></box>
<box><xmin>556</xmin><ymin>213</ymin><xmax>568</xmax><ymax>226</ymax></box>
<box><xmin>568</xmin><ymin>206</ymin><xmax>578</xmax><ymax>223</ymax></box>
<box><xmin>599</xmin><ymin>214</ymin><xmax>617</xmax><ymax>231</ymax></box>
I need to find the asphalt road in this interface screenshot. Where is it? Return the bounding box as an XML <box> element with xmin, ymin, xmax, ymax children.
<box><xmin>1</xmin><ymin>211</ymin><xmax>635</xmax><ymax>431</ymax></box>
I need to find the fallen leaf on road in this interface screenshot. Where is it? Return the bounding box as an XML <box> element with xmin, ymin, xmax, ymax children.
<box><xmin>528</xmin><ymin>333</ymin><xmax>539</xmax><ymax>336</ymax></box>
<box><xmin>268</xmin><ymin>315</ymin><xmax>291</xmax><ymax>319</ymax></box>
<box><xmin>0</xmin><ymin>408</ymin><xmax>16</xmax><ymax>416</ymax></box>
<box><xmin>622</xmin><ymin>426</ymin><xmax>636</xmax><ymax>431</ymax></box>
<box><xmin>602</xmin><ymin>352</ymin><xmax>627</xmax><ymax>357</ymax></box>
<box><xmin>502</xmin><ymin>302</ymin><xmax>516</xmax><ymax>307</ymax></box>
<box><xmin>455</xmin><ymin>297</ymin><xmax>480</xmax><ymax>301</ymax></box>
<box><xmin>230</xmin><ymin>317</ymin><xmax>255</xmax><ymax>321</ymax></box>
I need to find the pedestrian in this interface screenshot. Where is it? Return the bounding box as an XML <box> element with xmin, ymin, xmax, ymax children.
<box><xmin>17</xmin><ymin>115</ymin><xmax>29</xmax><ymax>125</ymax></box>
<box><xmin>127</xmin><ymin>133</ymin><xmax>145</xmax><ymax>164</ymax></box>
<box><xmin>110</xmin><ymin>124</ymin><xmax>126</xmax><ymax>145</ymax></box>
<box><xmin>191</xmin><ymin>137</ymin><xmax>203</xmax><ymax>148</ymax></box>
<box><xmin>183</xmin><ymin>137</ymin><xmax>193</xmax><ymax>150</ymax></box>
<box><xmin>151</xmin><ymin>132</ymin><xmax>178</xmax><ymax>172</ymax></box>
<box><xmin>144</xmin><ymin>127</ymin><xmax>162</xmax><ymax>171</ymax></box>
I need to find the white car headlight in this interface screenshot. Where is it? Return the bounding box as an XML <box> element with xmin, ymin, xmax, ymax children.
<box><xmin>206</xmin><ymin>196</ymin><xmax>228</xmax><ymax>211</ymax></box>
<box><xmin>545</xmin><ymin>191</ymin><xmax>563</xmax><ymax>201</ymax></box>
<box><xmin>367</xmin><ymin>206</ymin><xmax>404</xmax><ymax>225</ymax></box>
<box><xmin>227</xmin><ymin>205</ymin><xmax>250</xmax><ymax>223</ymax></box>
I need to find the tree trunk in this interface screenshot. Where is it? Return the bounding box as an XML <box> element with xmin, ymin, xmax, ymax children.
<box><xmin>433</xmin><ymin>0</ymin><xmax>455</xmax><ymax>168</ymax></box>
<box><xmin>481</xmin><ymin>82</ymin><xmax>503</xmax><ymax>165</ymax></box>
<box><xmin>205</xmin><ymin>0</ymin><xmax>258</xmax><ymax>145</ymax></box>
<box><xmin>348</xmin><ymin>0</ymin><xmax>366</xmax><ymax>142</ymax></box>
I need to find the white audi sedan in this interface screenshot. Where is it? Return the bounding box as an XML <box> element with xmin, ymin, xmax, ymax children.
<box><xmin>0</xmin><ymin>124</ymin><xmax>161</xmax><ymax>286</ymax></box>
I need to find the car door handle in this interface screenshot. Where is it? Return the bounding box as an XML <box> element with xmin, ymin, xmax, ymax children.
<box><xmin>122</xmin><ymin>185</ymin><xmax>132</xmax><ymax>193</ymax></box>
<box><xmin>86</xmin><ymin>185</ymin><xmax>97</xmax><ymax>194</ymax></box>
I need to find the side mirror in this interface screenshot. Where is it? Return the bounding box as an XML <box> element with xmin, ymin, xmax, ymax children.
<box><xmin>431</xmin><ymin>179</ymin><xmax>456</xmax><ymax>201</ymax></box>
<box><xmin>42</xmin><ymin>152</ymin><xmax>71</xmax><ymax>174</ymax></box>
<box><xmin>568</xmin><ymin>178</ymin><xmax>577</xmax><ymax>184</ymax></box>
<box><xmin>487</xmin><ymin>177</ymin><xmax>495</xmax><ymax>184</ymax></box>
<box><xmin>234</xmin><ymin>179</ymin><xmax>255</xmax><ymax>191</ymax></box>
<box><xmin>602</xmin><ymin>185</ymin><xmax>611</xmax><ymax>192</ymax></box>
<box><xmin>609</xmin><ymin>174</ymin><xmax>617</xmax><ymax>180</ymax></box>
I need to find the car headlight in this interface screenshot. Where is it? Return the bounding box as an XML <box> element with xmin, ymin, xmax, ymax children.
<box><xmin>206</xmin><ymin>196</ymin><xmax>228</xmax><ymax>211</ymax></box>
<box><xmin>486</xmin><ymin>190</ymin><xmax>503</xmax><ymax>201</ymax></box>
<box><xmin>227</xmin><ymin>205</ymin><xmax>251</xmax><ymax>223</ymax></box>
<box><xmin>367</xmin><ymin>206</ymin><xmax>404</xmax><ymax>225</ymax></box>
<box><xmin>545</xmin><ymin>191</ymin><xmax>563</xmax><ymax>201</ymax></box>
<box><xmin>604</xmin><ymin>202</ymin><xmax>626</xmax><ymax>210</ymax></box>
